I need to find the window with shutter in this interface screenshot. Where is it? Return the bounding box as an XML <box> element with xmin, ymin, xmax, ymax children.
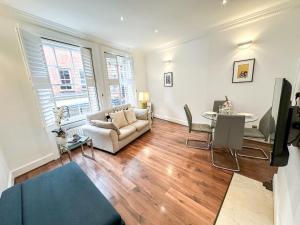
<box><xmin>18</xmin><ymin>29</ymin><xmax>56</xmax><ymax>128</ymax></box>
<box><xmin>104</xmin><ymin>52</ymin><xmax>136</xmax><ymax>107</ymax></box>
<box><xmin>81</xmin><ymin>47</ymin><xmax>100</xmax><ymax>113</ymax></box>
<box><xmin>18</xmin><ymin>29</ymin><xmax>100</xmax><ymax>128</ymax></box>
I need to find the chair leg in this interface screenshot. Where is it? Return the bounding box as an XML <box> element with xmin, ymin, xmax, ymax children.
<box><xmin>186</xmin><ymin>133</ymin><xmax>211</xmax><ymax>150</ymax></box>
<box><xmin>238</xmin><ymin>145</ymin><xmax>269</xmax><ymax>160</ymax></box>
<box><xmin>211</xmin><ymin>147</ymin><xmax>240</xmax><ymax>172</ymax></box>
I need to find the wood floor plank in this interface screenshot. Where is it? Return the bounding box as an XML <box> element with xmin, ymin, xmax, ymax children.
<box><xmin>15</xmin><ymin>118</ymin><xmax>277</xmax><ymax>225</ymax></box>
<box><xmin>166</xmin><ymin>187</ymin><xmax>215</xmax><ymax>225</ymax></box>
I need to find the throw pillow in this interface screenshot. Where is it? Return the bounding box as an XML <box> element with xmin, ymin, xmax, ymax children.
<box><xmin>91</xmin><ymin>120</ymin><xmax>120</xmax><ymax>135</ymax></box>
<box><xmin>124</xmin><ymin>108</ymin><xmax>137</xmax><ymax>124</ymax></box>
<box><xmin>110</xmin><ymin>110</ymin><xmax>128</xmax><ymax>128</ymax></box>
<box><xmin>133</xmin><ymin>108</ymin><xmax>148</xmax><ymax>120</ymax></box>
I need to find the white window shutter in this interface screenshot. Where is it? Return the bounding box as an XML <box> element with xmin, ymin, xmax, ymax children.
<box><xmin>81</xmin><ymin>47</ymin><xmax>100</xmax><ymax>112</ymax></box>
<box><xmin>117</xmin><ymin>55</ymin><xmax>136</xmax><ymax>105</ymax></box>
<box><xmin>18</xmin><ymin>28</ymin><xmax>56</xmax><ymax>128</ymax></box>
<box><xmin>104</xmin><ymin>52</ymin><xmax>120</xmax><ymax>106</ymax></box>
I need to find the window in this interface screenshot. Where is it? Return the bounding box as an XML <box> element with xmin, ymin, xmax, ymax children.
<box><xmin>42</xmin><ymin>40</ymin><xmax>99</xmax><ymax>123</ymax></box>
<box><xmin>59</xmin><ymin>69</ymin><xmax>72</xmax><ymax>91</ymax></box>
<box><xmin>18</xmin><ymin>28</ymin><xmax>99</xmax><ymax>128</ymax></box>
<box><xmin>104</xmin><ymin>53</ymin><xmax>135</xmax><ymax>107</ymax></box>
<box><xmin>79</xmin><ymin>70</ymin><xmax>87</xmax><ymax>90</ymax></box>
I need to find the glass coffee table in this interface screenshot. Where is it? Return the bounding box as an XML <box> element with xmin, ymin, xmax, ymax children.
<box><xmin>58</xmin><ymin>136</ymin><xmax>95</xmax><ymax>164</ymax></box>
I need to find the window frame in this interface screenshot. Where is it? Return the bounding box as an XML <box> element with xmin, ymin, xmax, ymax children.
<box><xmin>42</xmin><ymin>39</ymin><xmax>100</xmax><ymax>125</ymax></box>
<box><xmin>104</xmin><ymin>52</ymin><xmax>136</xmax><ymax>107</ymax></box>
<box><xmin>18</xmin><ymin>26</ymin><xmax>105</xmax><ymax>138</ymax></box>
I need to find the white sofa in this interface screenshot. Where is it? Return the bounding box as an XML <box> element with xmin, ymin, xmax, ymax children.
<box><xmin>82</xmin><ymin>104</ymin><xmax>151</xmax><ymax>154</ymax></box>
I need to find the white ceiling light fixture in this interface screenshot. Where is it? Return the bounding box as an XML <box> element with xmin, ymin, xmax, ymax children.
<box><xmin>222</xmin><ymin>0</ymin><xmax>228</xmax><ymax>5</ymax></box>
<box><xmin>154</xmin><ymin>29</ymin><xmax>159</xmax><ymax>33</ymax></box>
<box><xmin>120</xmin><ymin>16</ymin><xmax>124</xmax><ymax>21</ymax></box>
<box><xmin>238</xmin><ymin>40</ymin><xmax>253</xmax><ymax>49</ymax></box>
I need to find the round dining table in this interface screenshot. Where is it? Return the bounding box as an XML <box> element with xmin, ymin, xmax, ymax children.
<box><xmin>201</xmin><ymin>111</ymin><xmax>258</xmax><ymax>123</ymax></box>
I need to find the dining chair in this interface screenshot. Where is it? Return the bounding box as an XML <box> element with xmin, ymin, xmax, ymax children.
<box><xmin>239</xmin><ymin>108</ymin><xmax>272</xmax><ymax>160</ymax></box>
<box><xmin>211</xmin><ymin>115</ymin><xmax>245</xmax><ymax>172</ymax></box>
<box><xmin>210</xmin><ymin>100</ymin><xmax>225</xmax><ymax>128</ymax></box>
<box><xmin>184</xmin><ymin>104</ymin><xmax>212</xmax><ymax>149</ymax></box>
<box><xmin>213</xmin><ymin>100</ymin><xmax>225</xmax><ymax>112</ymax></box>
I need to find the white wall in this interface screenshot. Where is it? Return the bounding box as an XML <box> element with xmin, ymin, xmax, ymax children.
<box><xmin>146</xmin><ymin>37</ymin><xmax>210</xmax><ymax>124</ymax></box>
<box><xmin>0</xmin><ymin>12</ymin><xmax>57</xmax><ymax>172</ymax></box>
<box><xmin>274</xmin><ymin>68</ymin><xmax>300</xmax><ymax>225</ymax></box>
<box><xmin>275</xmin><ymin>146</ymin><xmax>300</xmax><ymax>225</ymax></box>
<box><xmin>133</xmin><ymin>49</ymin><xmax>148</xmax><ymax>93</ymax></box>
<box><xmin>0</xmin><ymin>147</ymin><xmax>9</xmax><ymax>195</ymax></box>
<box><xmin>145</xmin><ymin>9</ymin><xmax>300</xmax><ymax>126</ymax></box>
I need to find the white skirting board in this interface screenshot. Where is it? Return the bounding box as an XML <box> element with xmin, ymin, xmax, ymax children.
<box><xmin>7</xmin><ymin>153</ymin><xmax>57</xmax><ymax>188</ymax></box>
<box><xmin>154</xmin><ymin>114</ymin><xmax>187</xmax><ymax>126</ymax></box>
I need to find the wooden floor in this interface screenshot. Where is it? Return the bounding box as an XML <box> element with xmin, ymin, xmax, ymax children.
<box><xmin>16</xmin><ymin>119</ymin><xmax>277</xmax><ymax>225</ymax></box>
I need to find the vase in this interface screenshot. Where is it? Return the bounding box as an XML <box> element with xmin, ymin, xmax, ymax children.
<box><xmin>56</xmin><ymin>136</ymin><xmax>67</xmax><ymax>146</ymax></box>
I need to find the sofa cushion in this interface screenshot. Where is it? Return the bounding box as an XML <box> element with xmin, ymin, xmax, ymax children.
<box><xmin>133</xmin><ymin>108</ymin><xmax>148</xmax><ymax>120</ymax></box>
<box><xmin>91</xmin><ymin>120</ymin><xmax>120</xmax><ymax>135</ymax></box>
<box><xmin>124</xmin><ymin>108</ymin><xmax>137</xmax><ymax>124</ymax></box>
<box><xmin>0</xmin><ymin>184</ymin><xmax>22</xmax><ymax>225</ymax></box>
<box><xmin>86</xmin><ymin>108</ymin><xmax>112</xmax><ymax>122</ymax></box>
<box><xmin>23</xmin><ymin>162</ymin><xmax>124</xmax><ymax>225</ymax></box>
<box><xmin>119</xmin><ymin>125</ymin><xmax>136</xmax><ymax>140</ymax></box>
<box><xmin>131</xmin><ymin>120</ymin><xmax>150</xmax><ymax>131</ymax></box>
<box><xmin>110</xmin><ymin>110</ymin><xmax>128</xmax><ymax>129</ymax></box>
<box><xmin>0</xmin><ymin>162</ymin><xmax>125</xmax><ymax>225</ymax></box>
<box><xmin>113</xmin><ymin>104</ymin><xmax>131</xmax><ymax>112</ymax></box>
<box><xmin>86</xmin><ymin>104</ymin><xmax>132</xmax><ymax>123</ymax></box>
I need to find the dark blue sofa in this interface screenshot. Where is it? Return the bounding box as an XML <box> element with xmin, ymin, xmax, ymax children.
<box><xmin>0</xmin><ymin>162</ymin><xmax>125</xmax><ymax>225</ymax></box>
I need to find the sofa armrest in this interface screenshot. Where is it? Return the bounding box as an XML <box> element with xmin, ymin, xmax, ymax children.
<box><xmin>82</xmin><ymin>124</ymin><xmax>119</xmax><ymax>152</ymax></box>
<box><xmin>147</xmin><ymin>111</ymin><xmax>152</xmax><ymax>126</ymax></box>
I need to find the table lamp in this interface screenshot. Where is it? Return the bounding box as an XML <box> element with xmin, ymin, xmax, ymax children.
<box><xmin>138</xmin><ymin>92</ymin><xmax>149</xmax><ymax>109</ymax></box>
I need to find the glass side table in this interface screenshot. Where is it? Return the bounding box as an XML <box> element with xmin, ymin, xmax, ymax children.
<box><xmin>58</xmin><ymin>136</ymin><xmax>95</xmax><ymax>164</ymax></box>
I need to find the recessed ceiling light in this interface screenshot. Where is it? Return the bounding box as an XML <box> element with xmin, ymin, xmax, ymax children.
<box><xmin>154</xmin><ymin>29</ymin><xmax>159</xmax><ymax>33</ymax></box>
<box><xmin>222</xmin><ymin>0</ymin><xmax>227</xmax><ymax>5</ymax></box>
<box><xmin>120</xmin><ymin>16</ymin><xmax>124</xmax><ymax>21</ymax></box>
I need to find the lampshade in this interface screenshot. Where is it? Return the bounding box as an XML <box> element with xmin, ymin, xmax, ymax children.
<box><xmin>138</xmin><ymin>92</ymin><xmax>149</xmax><ymax>102</ymax></box>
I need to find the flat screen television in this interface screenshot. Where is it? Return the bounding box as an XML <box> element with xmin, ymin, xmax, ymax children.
<box><xmin>270</xmin><ymin>78</ymin><xmax>292</xmax><ymax>167</ymax></box>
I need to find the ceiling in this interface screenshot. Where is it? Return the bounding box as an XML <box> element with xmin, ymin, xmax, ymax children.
<box><xmin>1</xmin><ymin>0</ymin><xmax>291</xmax><ymax>49</ymax></box>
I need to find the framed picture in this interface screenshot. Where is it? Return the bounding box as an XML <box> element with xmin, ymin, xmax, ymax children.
<box><xmin>164</xmin><ymin>72</ymin><xmax>173</xmax><ymax>87</ymax></box>
<box><xmin>232</xmin><ymin>58</ymin><xmax>255</xmax><ymax>83</ymax></box>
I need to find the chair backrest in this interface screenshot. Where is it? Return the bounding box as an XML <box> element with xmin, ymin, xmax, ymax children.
<box><xmin>213</xmin><ymin>100</ymin><xmax>225</xmax><ymax>112</ymax></box>
<box><xmin>184</xmin><ymin>104</ymin><xmax>193</xmax><ymax>132</ymax></box>
<box><xmin>210</xmin><ymin>100</ymin><xmax>225</xmax><ymax>128</ymax></box>
<box><xmin>213</xmin><ymin>115</ymin><xmax>245</xmax><ymax>150</ymax></box>
<box><xmin>259</xmin><ymin>107</ymin><xmax>272</xmax><ymax>140</ymax></box>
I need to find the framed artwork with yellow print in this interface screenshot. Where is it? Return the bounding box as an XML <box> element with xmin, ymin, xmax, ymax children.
<box><xmin>232</xmin><ymin>58</ymin><xmax>255</xmax><ymax>83</ymax></box>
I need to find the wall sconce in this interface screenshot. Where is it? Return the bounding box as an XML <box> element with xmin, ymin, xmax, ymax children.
<box><xmin>237</xmin><ymin>40</ymin><xmax>253</xmax><ymax>49</ymax></box>
<box><xmin>163</xmin><ymin>60</ymin><xmax>172</xmax><ymax>65</ymax></box>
